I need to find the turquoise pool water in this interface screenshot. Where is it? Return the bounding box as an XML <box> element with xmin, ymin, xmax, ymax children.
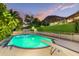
<box><xmin>8</xmin><ymin>34</ymin><xmax>53</xmax><ymax>48</ymax></box>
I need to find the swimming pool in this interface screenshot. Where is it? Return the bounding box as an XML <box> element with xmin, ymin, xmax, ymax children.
<box><xmin>4</xmin><ymin>34</ymin><xmax>54</xmax><ymax>49</ymax></box>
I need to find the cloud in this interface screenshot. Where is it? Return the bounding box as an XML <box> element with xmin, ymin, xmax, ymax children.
<box><xmin>57</xmin><ymin>3</ymin><xmax>77</xmax><ymax>10</ymax></box>
<box><xmin>35</xmin><ymin>3</ymin><xmax>77</xmax><ymax>20</ymax></box>
<box><xmin>35</xmin><ymin>5</ymin><xmax>59</xmax><ymax>20</ymax></box>
<box><xmin>35</xmin><ymin>9</ymin><xmax>55</xmax><ymax>20</ymax></box>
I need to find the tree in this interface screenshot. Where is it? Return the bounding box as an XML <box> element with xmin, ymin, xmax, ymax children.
<box><xmin>0</xmin><ymin>3</ymin><xmax>6</xmax><ymax>12</ymax></box>
<box><xmin>9</xmin><ymin>9</ymin><xmax>20</xmax><ymax>18</ymax></box>
<box><xmin>24</xmin><ymin>14</ymin><xmax>34</xmax><ymax>28</ymax></box>
<box><xmin>41</xmin><ymin>20</ymin><xmax>49</xmax><ymax>26</ymax></box>
<box><xmin>24</xmin><ymin>14</ymin><xmax>41</xmax><ymax>28</ymax></box>
<box><xmin>9</xmin><ymin>9</ymin><xmax>23</xmax><ymax>30</ymax></box>
<box><xmin>0</xmin><ymin>3</ymin><xmax>22</xmax><ymax>41</ymax></box>
<box><xmin>75</xmin><ymin>20</ymin><xmax>79</xmax><ymax>33</ymax></box>
<box><xmin>32</xmin><ymin>18</ymin><xmax>41</xmax><ymax>27</ymax></box>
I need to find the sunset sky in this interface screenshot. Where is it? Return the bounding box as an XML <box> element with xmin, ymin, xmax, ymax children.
<box><xmin>6</xmin><ymin>3</ymin><xmax>79</xmax><ymax>20</ymax></box>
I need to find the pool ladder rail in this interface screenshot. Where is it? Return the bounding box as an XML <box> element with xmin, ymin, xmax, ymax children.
<box><xmin>41</xmin><ymin>40</ymin><xmax>61</xmax><ymax>55</ymax></box>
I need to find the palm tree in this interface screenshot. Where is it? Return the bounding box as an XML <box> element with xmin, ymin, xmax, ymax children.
<box><xmin>9</xmin><ymin>9</ymin><xmax>21</xmax><ymax>19</ymax></box>
<box><xmin>24</xmin><ymin>14</ymin><xmax>42</xmax><ymax>28</ymax></box>
<box><xmin>24</xmin><ymin>15</ymin><xmax>34</xmax><ymax>27</ymax></box>
<box><xmin>9</xmin><ymin>9</ymin><xmax>23</xmax><ymax>30</ymax></box>
<box><xmin>24</xmin><ymin>14</ymin><xmax>31</xmax><ymax>24</ymax></box>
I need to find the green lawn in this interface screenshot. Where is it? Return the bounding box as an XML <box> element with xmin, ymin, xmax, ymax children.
<box><xmin>37</xmin><ymin>23</ymin><xmax>75</xmax><ymax>33</ymax></box>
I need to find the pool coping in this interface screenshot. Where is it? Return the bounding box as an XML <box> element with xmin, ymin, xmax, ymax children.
<box><xmin>8</xmin><ymin>45</ymin><xmax>50</xmax><ymax>50</ymax></box>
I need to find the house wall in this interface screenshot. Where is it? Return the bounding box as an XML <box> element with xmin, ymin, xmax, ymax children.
<box><xmin>49</xmin><ymin>13</ymin><xmax>79</xmax><ymax>26</ymax></box>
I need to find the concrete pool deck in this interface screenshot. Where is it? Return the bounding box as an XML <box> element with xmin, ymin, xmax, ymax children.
<box><xmin>0</xmin><ymin>44</ymin><xmax>79</xmax><ymax>56</ymax></box>
<box><xmin>0</xmin><ymin>31</ymin><xmax>79</xmax><ymax>56</ymax></box>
